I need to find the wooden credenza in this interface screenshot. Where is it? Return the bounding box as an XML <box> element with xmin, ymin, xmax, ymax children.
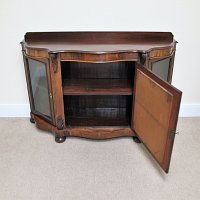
<box><xmin>21</xmin><ymin>32</ymin><xmax>182</xmax><ymax>173</ymax></box>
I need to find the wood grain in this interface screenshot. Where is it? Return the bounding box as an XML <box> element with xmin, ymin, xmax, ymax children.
<box><xmin>34</xmin><ymin>115</ymin><xmax>68</xmax><ymax>138</ymax></box>
<box><xmin>49</xmin><ymin>53</ymin><xmax>66</xmax><ymax>128</ymax></box>
<box><xmin>22</xmin><ymin>32</ymin><xmax>176</xmax><ymax>56</ymax></box>
<box><xmin>33</xmin><ymin>114</ymin><xmax>135</xmax><ymax>139</ymax></box>
<box><xmin>63</xmin><ymin>79</ymin><xmax>133</xmax><ymax>95</ymax></box>
<box><xmin>60</xmin><ymin>52</ymin><xmax>139</xmax><ymax>62</ymax></box>
<box><xmin>68</xmin><ymin>127</ymin><xmax>134</xmax><ymax>139</ymax></box>
<box><xmin>133</xmin><ymin>65</ymin><xmax>182</xmax><ymax>172</ymax></box>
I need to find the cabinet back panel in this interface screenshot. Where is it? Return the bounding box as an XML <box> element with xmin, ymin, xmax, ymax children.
<box><xmin>64</xmin><ymin>95</ymin><xmax>132</xmax><ymax>126</ymax></box>
<box><xmin>64</xmin><ymin>95</ymin><xmax>131</xmax><ymax>108</ymax></box>
<box><xmin>61</xmin><ymin>61</ymin><xmax>135</xmax><ymax>80</ymax></box>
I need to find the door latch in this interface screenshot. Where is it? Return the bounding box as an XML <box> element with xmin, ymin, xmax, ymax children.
<box><xmin>170</xmin><ymin>130</ymin><xmax>179</xmax><ymax>140</ymax></box>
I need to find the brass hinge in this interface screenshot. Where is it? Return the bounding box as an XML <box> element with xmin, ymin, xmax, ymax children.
<box><xmin>170</xmin><ymin>129</ymin><xmax>179</xmax><ymax>140</ymax></box>
<box><xmin>50</xmin><ymin>53</ymin><xmax>58</xmax><ymax>72</ymax></box>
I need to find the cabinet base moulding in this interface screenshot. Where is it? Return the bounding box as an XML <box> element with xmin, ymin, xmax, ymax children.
<box><xmin>34</xmin><ymin>114</ymin><xmax>136</xmax><ymax>139</ymax></box>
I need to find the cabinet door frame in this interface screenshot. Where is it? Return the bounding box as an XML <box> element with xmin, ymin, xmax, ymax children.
<box><xmin>22</xmin><ymin>52</ymin><xmax>55</xmax><ymax>124</ymax></box>
<box><xmin>132</xmin><ymin>64</ymin><xmax>182</xmax><ymax>173</ymax></box>
<box><xmin>49</xmin><ymin>53</ymin><xmax>66</xmax><ymax>130</ymax></box>
<box><xmin>148</xmin><ymin>52</ymin><xmax>176</xmax><ymax>83</ymax></box>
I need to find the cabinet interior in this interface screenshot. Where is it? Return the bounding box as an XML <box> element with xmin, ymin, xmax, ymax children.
<box><xmin>61</xmin><ymin>61</ymin><xmax>135</xmax><ymax>127</ymax></box>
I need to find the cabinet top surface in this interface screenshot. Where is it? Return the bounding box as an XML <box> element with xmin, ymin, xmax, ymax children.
<box><xmin>22</xmin><ymin>32</ymin><xmax>176</xmax><ymax>53</ymax></box>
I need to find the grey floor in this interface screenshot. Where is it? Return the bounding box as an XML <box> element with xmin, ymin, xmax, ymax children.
<box><xmin>0</xmin><ymin>117</ymin><xmax>200</xmax><ymax>200</ymax></box>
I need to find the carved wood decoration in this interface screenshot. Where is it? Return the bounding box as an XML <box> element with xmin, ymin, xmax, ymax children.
<box><xmin>56</xmin><ymin>116</ymin><xmax>64</xmax><ymax>130</ymax></box>
<box><xmin>50</xmin><ymin>53</ymin><xmax>58</xmax><ymax>72</ymax></box>
<box><xmin>21</xmin><ymin>32</ymin><xmax>181</xmax><ymax>173</ymax></box>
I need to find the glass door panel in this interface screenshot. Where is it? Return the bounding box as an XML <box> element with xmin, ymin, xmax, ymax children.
<box><xmin>27</xmin><ymin>58</ymin><xmax>53</xmax><ymax>121</ymax></box>
<box><xmin>152</xmin><ymin>57</ymin><xmax>171</xmax><ymax>81</ymax></box>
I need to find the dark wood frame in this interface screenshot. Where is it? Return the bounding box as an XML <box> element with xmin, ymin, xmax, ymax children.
<box><xmin>49</xmin><ymin>53</ymin><xmax>65</xmax><ymax>130</ymax></box>
<box><xmin>21</xmin><ymin>32</ymin><xmax>182</xmax><ymax>173</ymax></box>
<box><xmin>22</xmin><ymin>53</ymin><xmax>55</xmax><ymax>124</ymax></box>
<box><xmin>148</xmin><ymin>51</ymin><xmax>176</xmax><ymax>83</ymax></box>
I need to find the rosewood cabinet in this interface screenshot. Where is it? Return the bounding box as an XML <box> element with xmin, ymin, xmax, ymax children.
<box><xmin>21</xmin><ymin>32</ymin><xmax>182</xmax><ymax>173</ymax></box>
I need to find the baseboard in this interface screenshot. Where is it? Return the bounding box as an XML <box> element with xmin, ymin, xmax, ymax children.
<box><xmin>0</xmin><ymin>104</ymin><xmax>200</xmax><ymax>117</ymax></box>
<box><xmin>179</xmin><ymin>104</ymin><xmax>200</xmax><ymax>117</ymax></box>
<box><xmin>0</xmin><ymin>104</ymin><xmax>30</xmax><ymax>117</ymax></box>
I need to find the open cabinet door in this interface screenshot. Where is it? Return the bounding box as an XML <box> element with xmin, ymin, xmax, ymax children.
<box><xmin>132</xmin><ymin>64</ymin><xmax>182</xmax><ymax>173</ymax></box>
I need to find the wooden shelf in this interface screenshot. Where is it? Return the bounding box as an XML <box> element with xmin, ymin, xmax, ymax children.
<box><xmin>63</xmin><ymin>79</ymin><xmax>133</xmax><ymax>95</ymax></box>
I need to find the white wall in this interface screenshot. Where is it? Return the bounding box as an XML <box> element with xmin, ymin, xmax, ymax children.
<box><xmin>0</xmin><ymin>0</ymin><xmax>200</xmax><ymax>116</ymax></box>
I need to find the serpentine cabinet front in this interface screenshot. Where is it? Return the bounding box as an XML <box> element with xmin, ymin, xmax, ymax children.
<box><xmin>21</xmin><ymin>32</ymin><xmax>182</xmax><ymax>173</ymax></box>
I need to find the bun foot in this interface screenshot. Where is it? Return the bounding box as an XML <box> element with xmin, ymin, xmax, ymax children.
<box><xmin>133</xmin><ymin>136</ymin><xmax>141</xmax><ymax>143</ymax></box>
<box><xmin>55</xmin><ymin>136</ymin><xmax>67</xmax><ymax>143</ymax></box>
<box><xmin>30</xmin><ymin>117</ymin><xmax>35</xmax><ymax>123</ymax></box>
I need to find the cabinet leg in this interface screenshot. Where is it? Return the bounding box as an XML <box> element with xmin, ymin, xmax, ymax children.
<box><xmin>55</xmin><ymin>136</ymin><xmax>67</xmax><ymax>143</ymax></box>
<box><xmin>133</xmin><ymin>136</ymin><xmax>141</xmax><ymax>143</ymax></box>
